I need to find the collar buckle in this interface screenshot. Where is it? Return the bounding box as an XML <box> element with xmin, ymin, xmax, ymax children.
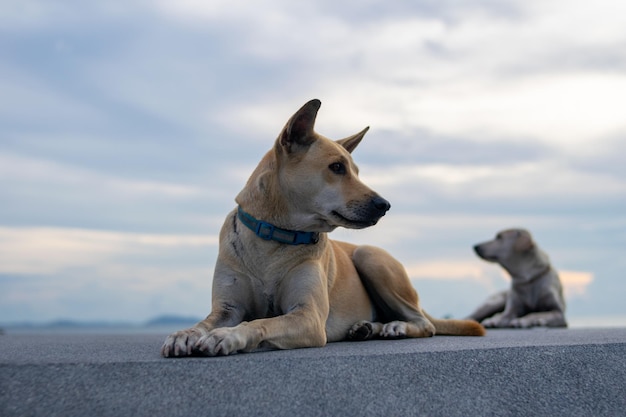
<box><xmin>255</xmin><ymin>221</ymin><xmax>275</xmax><ymax>240</ymax></box>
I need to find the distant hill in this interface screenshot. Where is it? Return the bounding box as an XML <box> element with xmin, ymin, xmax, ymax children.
<box><xmin>144</xmin><ymin>315</ymin><xmax>201</xmax><ymax>326</ymax></box>
<box><xmin>1</xmin><ymin>319</ymin><xmax>130</xmax><ymax>329</ymax></box>
<box><xmin>0</xmin><ymin>315</ymin><xmax>201</xmax><ymax>330</ymax></box>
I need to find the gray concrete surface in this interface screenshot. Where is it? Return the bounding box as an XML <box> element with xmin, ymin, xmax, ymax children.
<box><xmin>1</xmin><ymin>328</ymin><xmax>625</xmax><ymax>417</ymax></box>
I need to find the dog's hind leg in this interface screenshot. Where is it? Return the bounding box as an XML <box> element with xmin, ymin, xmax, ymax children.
<box><xmin>348</xmin><ymin>245</ymin><xmax>485</xmax><ymax>338</ymax></box>
<box><xmin>347</xmin><ymin>245</ymin><xmax>436</xmax><ymax>340</ymax></box>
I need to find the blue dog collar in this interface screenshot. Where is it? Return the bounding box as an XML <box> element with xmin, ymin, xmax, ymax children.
<box><xmin>237</xmin><ymin>206</ymin><xmax>319</xmax><ymax>245</ymax></box>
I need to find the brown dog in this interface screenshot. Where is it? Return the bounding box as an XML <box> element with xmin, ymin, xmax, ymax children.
<box><xmin>161</xmin><ymin>99</ymin><xmax>485</xmax><ymax>357</ymax></box>
<box><xmin>467</xmin><ymin>228</ymin><xmax>567</xmax><ymax>328</ymax></box>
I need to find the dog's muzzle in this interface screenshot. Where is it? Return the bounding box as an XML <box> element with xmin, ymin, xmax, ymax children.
<box><xmin>332</xmin><ymin>195</ymin><xmax>391</xmax><ymax>229</ymax></box>
<box><xmin>370</xmin><ymin>195</ymin><xmax>391</xmax><ymax>218</ymax></box>
<box><xmin>356</xmin><ymin>195</ymin><xmax>391</xmax><ymax>226</ymax></box>
<box><xmin>474</xmin><ymin>244</ymin><xmax>497</xmax><ymax>261</ymax></box>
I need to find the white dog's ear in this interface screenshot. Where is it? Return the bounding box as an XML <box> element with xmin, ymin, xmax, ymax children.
<box><xmin>336</xmin><ymin>127</ymin><xmax>369</xmax><ymax>154</ymax></box>
<box><xmin>278</xmin><ymin>99</ymin><xmax>321</xmax><ymax>153</ymax></box>
<box><xmin>514</xmin><ymin>229</ymin><xmax>535</xmax><ymax>252</ymax></box>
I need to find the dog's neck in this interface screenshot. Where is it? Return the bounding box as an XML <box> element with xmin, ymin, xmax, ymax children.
<box><xmin>236</xmin><ymin>206</ymin><xmax>320</xmax><ymax>245</ymax></box>
<box><xmin>511</xmin><ymin>264</ymin><xmax>551</xmax><ymax>286</ymax></box>
<box><xmin>506</xmin><ymin>248</ymin><xmax>552</xmax><ymax>285</ymax></box>
<box><xmin>236</xmin><ymin>150</ymin><xmax>288</xmax><ymax>220</ymax></box>
<box><xmin>235</xmin><ymin>150</ymin><xmax>323</xmax><ymax>236</ymax></box>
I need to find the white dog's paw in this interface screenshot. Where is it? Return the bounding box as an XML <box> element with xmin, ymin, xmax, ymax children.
<box><xmin>381</xmin><ymin>321</ymin><xmax>408</xmax><ymax>338</ymax></box>
<box><xmin>161</xmin><ymin>327</ymin><xmax>206</xmax><ymax>357</ymax></box>
<box><xmin>482</xmin><ymin>314</ymin><xmax>510</xmax><ymax>328</ymax></box>
<box><xmin>195</xmin><ymin>328</ymin><xmax>246</xmax><ymax>356</ymax></box>
<box><xmin>482</xmin><ymin>317</ymin><xmax>511</xmax><ymax>328</ymax></box>
<box><xmin>481</xmin><ymin>317</ymin><xmax>498</xmax><ymax>328</ymax></box>
<box><xmin>510</xmin><ymin>318</ymin><xmax>526</xmax><ymax>328</ymax></box>
<box><xmin>511</xmin><ymin>317</ymin><xmax>546</xmax><ymax>328</ymax></box>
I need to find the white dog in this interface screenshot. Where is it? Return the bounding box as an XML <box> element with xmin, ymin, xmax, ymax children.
<box><xmin>467</xmin><ymin>228</ymin><xmax>567</xmax><ymax>328</ymax></box>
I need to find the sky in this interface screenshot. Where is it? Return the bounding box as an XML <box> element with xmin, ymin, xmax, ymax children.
<box><xmin>1</xmin><ymin>0</ymin><xmax>625</xmax><ymax>326</ymax></box>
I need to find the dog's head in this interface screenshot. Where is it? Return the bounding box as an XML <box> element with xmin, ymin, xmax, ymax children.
<box><xmin>473</xmin><ymin>228</ymin><xmax>555</xmax><ymax>284</ymax></box>
<box><xmin>262</xmin><ymin>99</ymin><xmax>390</xmax><ymax>232</ymax></box>
<box><xmin>473</xmin><ymin>228</ymin><xmax>535</xmax><ymax>263</ymax></box>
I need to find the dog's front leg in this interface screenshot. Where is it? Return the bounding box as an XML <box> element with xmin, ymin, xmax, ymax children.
<box><xmin>161</xmin><ymin>262</ymin><xmax>252</xmax><ymax>357</ymax></box>
<box><xmin>481</xmin><ymin>291</ymin><xmax>524</xmax><ymax>327</ymax></box>
<box><xmin>195</xmin><ymin>262</ymin><xmax>330</xmax><ymax>356</ymax></box>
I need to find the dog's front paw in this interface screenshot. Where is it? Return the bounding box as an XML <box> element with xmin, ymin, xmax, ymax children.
<box><xmin>161</xmin><ymin>327</ymin><xmax>206</xmax><ymax>357</ymax></box>
<box><xmin>195</xmin><ymin>328</ymin><xmax>246</xmax><ymax>356</ymax></box>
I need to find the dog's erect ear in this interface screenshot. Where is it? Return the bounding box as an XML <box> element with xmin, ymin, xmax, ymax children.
<box><xmin>336</xmin><ymin>127</ymin><xmax>370</xmax><ymax>154</ymax></box>
<box><xmin>279</xmin><ymin>99</ymin><xmax>321</xmax><ymax>153</ymax></box>
<box><xmin>514</xmin><ymin>229</ymin><xmax>535</xmax><ymax>252</ymax></box>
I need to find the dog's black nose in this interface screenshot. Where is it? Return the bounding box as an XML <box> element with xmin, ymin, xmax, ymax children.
<box><xmin>372</xmin><ymin>196</ymin><xmax>391</xmax><ymax>214</ymax></box>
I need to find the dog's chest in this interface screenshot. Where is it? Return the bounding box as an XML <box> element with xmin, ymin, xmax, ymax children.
<box><xmin>246</xmin><ymin>274</ymin><xmax>285</xmax><ymax>318</ymax></box>
<box><xmin>224</xmin><ymin>211</ymin><xmax>325</xmax><ymax>318</ymax></box>
<box><xmin>262</xmin><ymin>291</ymin><xmax>278</xmax><ymax>317</ymax></box>
<box><xmin>514</xmin><ymin>280</ymin><xmax>551</xmax><ymax>312</ymax></box>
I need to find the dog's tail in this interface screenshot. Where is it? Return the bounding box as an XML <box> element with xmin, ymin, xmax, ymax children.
<box><xmin>425</xmin><ymin>311</ymin><xmax>486</xmax><ymax>336</ymax></box>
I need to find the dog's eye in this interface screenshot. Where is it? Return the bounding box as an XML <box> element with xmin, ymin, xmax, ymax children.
<box><xmin>328</xmin><ymin>162</ymin><xmax>346</xmax><ymax>175</ymax></box>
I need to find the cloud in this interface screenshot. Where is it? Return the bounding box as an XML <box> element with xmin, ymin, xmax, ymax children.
<box><xmin>210</xmin><ymin>71</ymin><xmax>626</xmax><ymax>158</ymax></box>
<box><xmin>0</xmin><ymin>152</ymin><xmax>204</xmax><ymax>199</ymax></box>
<box><xmin>361</xmin><ymin>159</ymin><xmax>626</xmax><ymax>202</ymax></box>
<box><xmin>406</xmin><ymin>260</ymin><xmax>506</xmax><ymax>291</ymax></box>
<box><xmin>0</xmin><ymin>68</ymin><xmax>104</xmax><ymax>128</ymax></box>
<box><xmin>169</xmin><ymin>0</ymin><xmax>626</xmax><ymax>156</ymax></box>
<box><xmin>12</xmin><ymin>0</ymin><xmax>626</xmax><ymax>155</ymax></box>
<box><xmin>1</xmin><ymin>0</ymin><xmax>624</xmax><ymax>323</ymax></box>
<box><xmin>0</xmin><ymin>265</ymin><xmax>215</xmax><ymax>323</ymax></box>
<box><xmin>0</xmin><ymin>225</ymin><xmax>220</xmax><ymax>322</ymax></box>
<box><xmin>560</xmin><ymin>270</ymin><xmax>594</xmax><ymax>299</ymax></box>
<box><xmin>0</xmin><ymin>226</ymin><xmax>217</xmax><ymax>275</ymax></box>
<box><xmin>395</xmin><ymin>74</ymin><xmax>626</xmax><ymax>151</ymax></box>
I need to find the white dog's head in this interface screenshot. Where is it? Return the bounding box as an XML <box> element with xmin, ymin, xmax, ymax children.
<box><xmin>474</xmin><ymin>229</ymin><xmax>534</xmax><ymax>262</ymax></box>
<box><xmin>474</xmin><ymin>228</ymin><xmax>551</xmax><ymax>283</ymax></box>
